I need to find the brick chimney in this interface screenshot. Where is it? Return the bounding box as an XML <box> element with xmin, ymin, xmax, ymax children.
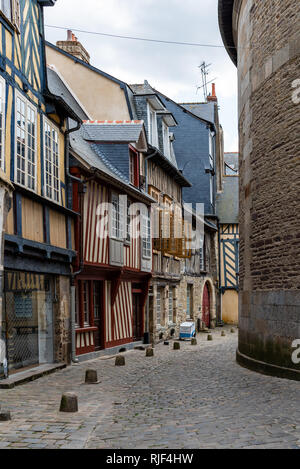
<box><xmin>56</xmin><ymin>30</ymin><xmax>90</xmax><ymax>64</ymax></box>
<box><xmin>207</xmin><ymin>83</ymin><xmax>218</xmax><ymax>102</ymax></box>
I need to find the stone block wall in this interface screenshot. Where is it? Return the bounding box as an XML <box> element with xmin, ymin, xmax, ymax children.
<box><xmin>235</xmin><ymin>0</ymin><xmax>300</xmax><ymax>377</ymax></box>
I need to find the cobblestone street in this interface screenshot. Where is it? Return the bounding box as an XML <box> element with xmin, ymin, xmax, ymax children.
<box><xmin>0</xmin><ymin>326</ymin><xmax>300</xmax><ymax>449</ymax></box>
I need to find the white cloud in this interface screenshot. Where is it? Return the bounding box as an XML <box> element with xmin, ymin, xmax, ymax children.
<box><xmin>45</xmin><ymin>0</ymin><xmax>238</xmax><ymax>152</ymax></box>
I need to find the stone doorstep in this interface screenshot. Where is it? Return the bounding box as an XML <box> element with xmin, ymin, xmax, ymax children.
<box><xmin>0</xmin><ymin>363</ymin><xmax>67</xmax><ymax>389</ymax></box>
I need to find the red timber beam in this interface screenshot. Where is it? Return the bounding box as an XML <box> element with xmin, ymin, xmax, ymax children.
<box><xmin>111</xmin><ymin>270</ymin><xmax>123</xmax><ymax>309</ymax></box>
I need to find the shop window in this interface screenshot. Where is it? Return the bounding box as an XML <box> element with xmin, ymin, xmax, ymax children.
<box><xmin>83</xmin><ymin>281</ymin><xmax>90</xmax><ymax>326</ymax></box>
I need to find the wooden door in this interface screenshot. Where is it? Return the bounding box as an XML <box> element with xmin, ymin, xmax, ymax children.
<box><xmin>133</xmin><ymin>294</ymin><xmax>143</xmax><ymax>341</ymax></box>
<box><xmin>202</xmin><ymin>283</ymin><xmax>210</xmax><ymax>328</ymax></box>
<box><xmin>93</xmin><ymin>281</ymin><xmax>103</xmax><ymax>350</ymax></box>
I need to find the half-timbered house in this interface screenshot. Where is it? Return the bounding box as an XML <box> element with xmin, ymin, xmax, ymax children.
<box><xmin>216</xmin><ymin>152</ymin><xmax>239</xmax><ymax>325</ymax></box>
<box><xmin>129</xmin><ymin>82</ymin><xmax>192</xmax><ymax>343</ymax></box>
<box><xmin>0</xmin><ymin>0</ymin><xmax>85</xmax><ymax>378</ymax></box>
<box><xmin>69</xmin><ymin>121</ymin><xmax>154</xmax><ymax>358</ymax></box>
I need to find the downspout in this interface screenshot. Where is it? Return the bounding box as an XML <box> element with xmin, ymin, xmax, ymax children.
<box><xmin>144</xmin><ymin>147</ymin><xmax>158</xmax><ymax>343</ymax></box>
<box><xmin>65</xmin><ymin>118</ymin><xmax>82</xmax><ymax>364</ymax></box>
<box><xmin>218</xmin><ymin>220</ymin><xmax>223</xmax><ymax>326</ymax></box>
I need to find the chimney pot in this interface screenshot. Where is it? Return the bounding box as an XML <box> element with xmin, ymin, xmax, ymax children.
<box><xmin>67</xmin><ymin>29</ymin><xmax>72</xmax><ymax>41</ymax></box>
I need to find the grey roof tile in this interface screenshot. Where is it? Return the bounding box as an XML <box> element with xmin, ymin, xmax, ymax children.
<box><xmin>82</xmin><ymin>121</ymin><xmax>145</xmax><ymax>143</ymax></box>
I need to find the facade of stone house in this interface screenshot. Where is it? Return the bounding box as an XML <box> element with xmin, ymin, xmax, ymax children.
<box><xmin>219</xmin><ymin>0</ymin><xmax>300</xmax><ymax>380</ymax></box>
<box><xmin>152</xmin><ymin>88</ymin><xmax>223</xmax><ymax>328</ymax></box>
<box><xmin>0</xmin><ymin>0</ymin><xmax>84</xmax><ymax>379</ymax></box>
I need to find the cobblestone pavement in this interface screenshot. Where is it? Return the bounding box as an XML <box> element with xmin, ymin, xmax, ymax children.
<box><xmin>0</xmin><ymin>326</ymin><xmax>300</xmax><ymax>449</ymax></box>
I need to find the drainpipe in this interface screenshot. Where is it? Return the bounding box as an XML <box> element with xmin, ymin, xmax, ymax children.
<box><xmin>65</xmin><ymin>119</ymin><xmax>82</xmax><ymax>363</ymax></box>
<box><xmin>217</xmin><ymin>220</ymin><xmax>223</xmax><ymax>326</ymax></box>
<box><xmin>144</xmin><ymin>147</ymin><xmax>158</xmax><ymax>343</ymax></box>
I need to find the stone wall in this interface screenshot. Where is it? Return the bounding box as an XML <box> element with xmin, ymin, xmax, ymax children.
<box><xmin>235</xmin><ymin>0</ymin><xmax>300</xmax><ymax>377</ymax></box>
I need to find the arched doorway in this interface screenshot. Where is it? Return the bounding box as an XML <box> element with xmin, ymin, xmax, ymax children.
<box><xmin>202</xmin><ymin>282</ymin><xmax>210</xmax><ymax>328</ymax></box>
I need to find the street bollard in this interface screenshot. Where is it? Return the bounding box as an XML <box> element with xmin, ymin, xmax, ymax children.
<box><xmin>59</xmin><ymin>393</ymin><xmax>78</xmax><ymax>413</ymax></box>
<box><xmin>0</xmin><ymin>411</ymin><xmax>11</xmax><ymax>422</ymax></box>
<box><xmin>173</xmin><ymin>342</ymin><xmax>181</xmax><ymax>350</ymax></box>
<box><xmin>221</xmin><ymin>331</ymin><xmax>226</xmax><ymax>337</ymax></box>
<box><xmin>191</xmin><ymin>338</ymin><xmax>197</xmax><ymax>346</ymax></box>
<box><xmin>115</xmin><ymin>355</ymin><xmax>126</xmax><ymax>367</ymax></box>
<box><xmin>146</xmin><ymin>348</ymin><xmax>154</xmax><ymax>357</ymax></box>
<box><xmin>85</xmin><ymin>369</ymin><xmax>99</xmax><ymax>384</ymax></box>
<box><xmin>207</xmin><ymin>334</ymin><xmax>213</xmax><ymax>341</ymax></box>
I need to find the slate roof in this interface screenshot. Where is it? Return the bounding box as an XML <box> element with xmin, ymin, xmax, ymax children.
<box><xmin>46</xmin><ymin>66</ymin><xmax>89</xmax><ymax>121</ymax></box>
<box><xmin>82</xmin><ymin>120</ymin><xmax>145</xmax><ymax>144</ymax></box>
<box><xmin>216</xmin><ymin>154</ymin><xmax>239</xmax><ymax>224</ymax></box>
<box><xmin>180</xmin><ymin>102</ymin><xmax>215</xmax><ymax>124</ymax></box>
<box><xmin>70</xmin><ymin>128</ymin><xmax>154</xmax><ymax>203</ymax></box>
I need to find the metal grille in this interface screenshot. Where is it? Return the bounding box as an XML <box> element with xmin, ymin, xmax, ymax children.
<box><xmin>2</xmin><ymin>271</ymin><xmax>54</xmax><ymax>376</ymax></box>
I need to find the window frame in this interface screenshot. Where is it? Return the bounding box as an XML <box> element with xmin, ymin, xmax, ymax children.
<box><xmin>129</xmin><ymin>146</ymin><xmax>139</xmax><ymax>187</ymax></box>
<box><xmin>142</xmin><ymin>209</ymin><xmax>151</xmax><ymax>259</ymax></box>
<box><xmin>156</xmin><ymin>287</ymin><xmax>162</xmax><ymax>326</ymax></box>
<box><xmin>168</xmin><ymin>287</ymin><xmax>174</xmax><ymax>324</ymax></box>
<box><xmin>43</xmin><ymin>116</ymin><xmax>61</xmax><ymax>204</ymax></box>
<box><xmin>110</xmin><ymin>192</ymin><xmax>123</xmax><ymax>241</ymax></box>
<box><xmin>148</xmin><ymin>103</ymin><xmax>158</xmax><ymax>147</ymax></box>
<box><xmin>15</xmin><ymin>90</ymin><xmax>37</xmax><ymax>192</ymax></box>
<box><xmin>0</xmin><ymin>0</ymin><xmax>12</xmax><ymax>22</ymax></box>
<box><xmin>186</xmin><ymin>284</ymin><xmax>193</xmax><ymax>319</ymax></box>
<box><xmin>0</xmin><ymin>75</ymin><xmax>6</xmax><ymax>171</ymax></box>
<box><xmin>162</xmin><ymin>121</ymin><xmax>170</xmax><ymax>159</ymax></box>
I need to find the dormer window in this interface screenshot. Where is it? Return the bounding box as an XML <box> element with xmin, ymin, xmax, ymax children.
<box><xmin>163</xmin><ymin>122</ymin><xmax>171</xmax><ymax>159</ymax></box>
<box><xmin>148</xmin><ymin>103</ymin><xmax>158</xmax><ymax>147</ymax></box>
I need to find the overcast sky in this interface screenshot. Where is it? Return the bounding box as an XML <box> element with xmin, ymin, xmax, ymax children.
<box><xmin>44</xmin><ymin>0</ymin><xmax>238</xmax><ymax>152</ymax></box>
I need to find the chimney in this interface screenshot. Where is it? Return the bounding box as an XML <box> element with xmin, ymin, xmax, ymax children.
<box><xmin>207</xmin><ymin>83</ymin><xmax>218</xmax><ymax>102</ymax></box>
<box><xmin>56</xmin><ymin>30</ymin><xmax>90</xmax><ymax>64</ymax></box>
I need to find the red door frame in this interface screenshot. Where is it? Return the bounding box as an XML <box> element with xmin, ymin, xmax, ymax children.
<box><xmin>202</xmin><ymin>282</ymin><xmax>211</xmax><ymax>328</ymax></box>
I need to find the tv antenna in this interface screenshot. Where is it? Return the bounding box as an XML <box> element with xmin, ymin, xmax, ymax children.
<box><xmin>197</xmin><ymin>62</ymin><xmax>216</xmax><ymax>101</ymax></box>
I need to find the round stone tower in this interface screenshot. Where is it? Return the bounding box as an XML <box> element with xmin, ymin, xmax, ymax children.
<box><xmin>218</xmin><ymin>0</ymin><xmax>300</xmax><ymax>380</ymax></box>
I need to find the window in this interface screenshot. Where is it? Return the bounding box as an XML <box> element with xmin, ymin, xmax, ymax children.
<box><xmin>0</xmin><ymin>76</ymin><xmax>5</xmax><ymax>171</ymax></box>
<box><xmin>129</xmin><ymin>148</ymin><xmax>139</xmax><ymax>187</ymax></box>
<box><xmin>156</xmin><ymin>288</ymin><xmax>162</xmax><ymax>325</ymax></box>
<box><xmin>44</xmin><ymin>118</ymin><xmax>60</xmax><ymax>202</ymax></box>
<box><xmin>168</xmin><ymin>288</ymin><xmax>174</xmax><ymax>323</ymax></box>
<box><xmin>142</xmin><ymin>210</ymin><xmax>151</xmax><ymax>259</ymax></box>
<box><xmin>74</xmin><ymin>287</ymin><xmax>79</xmax><ymax>326</ymax></box>
<box><xmin>187</xmin><ymin>284</ymin><xmax>193</xmax><ymax>319</ymax></box>
<box><xmin>126</xmin><ymin>199</ymin><xmax>131</xmax><ymax>243</ymax></box>
<box><xmin>209</xmin><ymin>132</ymin><xmax>214</xmax><ymax>167</ymax></box>
<box><xmin>111</xmin><ymin>193</ymin><xmax>123</xmax><ymax>240</ymax></box>
<box><xmin>15</xmin><ymin>92</ymin><xmax>37</xmax><ymax>190</ymax></box>
<box><xmin>148</xmin><ymin>104</ymin><xmax>158</xmax><ymax>147</ymax></box>
<box><xmin>93</xmin><ymin>282</ymin><xmax>101</xmax><ymax>319</ymax></box>
<box><xmin>0</xmin><ymin>0</ymin><xmax>12</xmax><ymax>21</ymax></box>
<box><xmin>0</xmin><ymin>1</ymin><xmax>20</xmax><ymax>29</ymax></box>
<box><xmin>199</xmin><ymin>246</ymin><xmax>205</xmax><ymax>271</ymax></box>
<box><xmin>83</xmin><ymin>281</ymin><xmax>90</xmax><ymax>325</ymax></box>
<box><xmin>163</xmin><ymin>122</ymin><xmax>170</xmax><ymax>159</ymax></box>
